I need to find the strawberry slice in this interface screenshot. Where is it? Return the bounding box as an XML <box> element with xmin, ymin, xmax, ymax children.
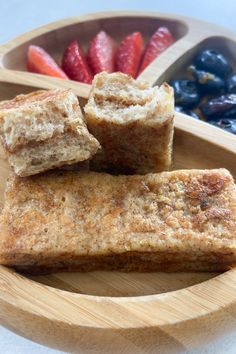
<box><xmin>139</xmin><ymin>27</ymin><xmax>175</xmax><ymax>74</ymax></box>
<box><xmin>88</xmin><ymin>31</ymin><xmax>115</xmax><ymax>74</ymax></box>
<box><xmin>62</xmin><ymin>40</ymin><xmax>93</xmax><ymax>84</ymax></box>
<box><xmin>27</xmin><ymin>45</ymin><xmax>68</xmax><ymax>79</ymax></box>
<box><xmin>115</xmin><ymin>32</ymin><xmax>143</xmax><ymax>78</ymax></box>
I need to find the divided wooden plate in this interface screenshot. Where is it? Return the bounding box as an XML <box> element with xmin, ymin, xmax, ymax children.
<box><xmin>0</xmin><ymin>11</ymin><xmax>236</xmax><ymax>354</ymax></box>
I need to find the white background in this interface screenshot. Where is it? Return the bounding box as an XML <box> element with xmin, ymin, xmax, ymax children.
<box><xmin>1</xmin><ymin>1</ymin><xmax>236</xmax><ymax>353</ymax></box>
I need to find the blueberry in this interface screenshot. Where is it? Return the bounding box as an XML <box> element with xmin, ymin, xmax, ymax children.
<box><xmin>195</xmin><ymin>49</ymin><xmax>232</xmax><ymax>78</ymax></box>
<box><xmin>169</xmin><ymin>79</ymin><xmax>200</xmax><ymax>108</ymax></box>
<box><xmin>175</xmin><ymin>106</ymin><xmax>200</xmax><ymax>119</ymax></box>
<box><xmin>200</xmin><ymin>94</ymin><xmax>236</xmax><ymax>118</ymax></box>
<box><xmin>188</xmin><ymin>65</ymin><xmax>225</xmax><ymax>94</ymax></box>
<box><xmin>208</xmin><ymin>118</ymin><xmax>236</xmax><ymax>134</ymax></box>
<box><xmin>226</xmin><ymin>73</ymin><xmax>236</xmax><ymax>93</ymax></box>
<box><xmin>221</xmin><ymin>106</ymin><xmax>236</xmax><ymax>118</ymax></box>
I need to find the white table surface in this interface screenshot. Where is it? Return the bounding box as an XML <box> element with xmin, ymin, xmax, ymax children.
<box><xmin>1</xmin><ymin>0</ymin><xmax>236</xmax><ymax>353</ymax></box>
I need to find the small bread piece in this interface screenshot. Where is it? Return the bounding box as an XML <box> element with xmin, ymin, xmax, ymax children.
<box><xmin>0</xmin><ymin>168</ymin><xmax>236</xmax><ymax>274</ymax></box>
<box><xmin>84</xmin><ymin>72</ymin><xmax>174</xmax><ymax>174</ymax></box>
<box><xmin>0</xmin><ymin>89</ymin><xmax>100</xmax><ymax>176</ymax></box>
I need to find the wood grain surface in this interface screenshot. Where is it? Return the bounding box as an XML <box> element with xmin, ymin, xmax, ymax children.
<box><xmin>0</xmin><ymin>11</ymin><xmax>236</xmax><ymax>354</ymax></box>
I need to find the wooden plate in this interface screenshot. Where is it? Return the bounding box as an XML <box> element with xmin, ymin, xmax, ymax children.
<box><xmin>0</xmin><ymin>11</ymin><xmax>236</xmax><ymax>354</ymax></box>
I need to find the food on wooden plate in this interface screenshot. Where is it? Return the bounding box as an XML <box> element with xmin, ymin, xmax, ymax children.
<box><xmin>87</xmin><ymin>30</ymin><xmax>116</xmax><ymax>74</ymax></box>
<box><xmin>170</xmin><ymin>48</ymin><xmax>236</xmax><ymax>134</ymax></box>
<box><xmin>0</xmin><ymin>168</ymin><xmax>236</xmax><ymax>274</ymax></box>
<box><xmin>27</xmin><ymin>45</ymin><xmax>68</xmax><ymax>79</ymax></box>
<box><xmin>27</xmin><ymin>27</ymin><xmax>175</xmax><ymax>81</ymax></box>
<box><xmin>139</xmin><ymin>27</ymin><xmax>175</xmax><ymax>74</ymax></box>
<box><xmin>169</xmin><ymin>79</ymin><xmax>201</xmax><ymax>108</ymax></box>
<box><xmin>0</xmin><ymin>89</ymin><xmax>100</xmax><ymax>177</ymax></box>
<box><xmin>200</xmin><ymin>94</ymin><xmax>236</xmax><ymax>118</ymax></box>
<box><xmin>62</xmin><ymin>40</ymin><xmax>93</xmax><ymax>84</ymax></box>
<box><xmin>115</xmin><ymin>32</ymin><xmax>144</xmax><ymax>78</ymax></box>
<box><xmin>84</xmin><ymin>72</ymin><xmax>174</xmax><ymax>174</ymax></box>
<box><xmin>195</xmin><ymin>49</ymin><xmax>232</xmax><ymax>78</ymax></box>
<box><xmin>188</xmin><ymin>65</ymin><xmax>225</xmax><ymax>95</ymax></box>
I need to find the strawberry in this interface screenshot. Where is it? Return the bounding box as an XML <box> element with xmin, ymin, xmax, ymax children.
<box><xmin>27</xmin><ymin>45</ymin><xmax>68</xmax><ymax>79</ymax></box>
<box><xmin>115</xmin><ymin>32</ymin><xmax>143</xmax><ymax>78</ymax></box>
<box><xmin>139</xmin><ymin>27</ymin><xmax>175</xmax><ymax>74</ymax></box>
<box><xmin>62</xmin><ymin>40</ymin><xmax>93</xmax><ymax>84</ymax></box>
<box><xmin>88</xmin><ymin>31</ymin><xmax>115</xmax><ymax>74</ymax></box>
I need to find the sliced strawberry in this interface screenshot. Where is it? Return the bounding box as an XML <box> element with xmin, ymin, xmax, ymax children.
<box><xmin>139</xmin><ymin>27</ymin><xmax>175</xmax><ymax>74</ymax></box>
<box><xmin>62</xmin><ymin>40</ymin><xmax>93</xmax><ymax>84</ymax></box>
<box><xmin>27</xmin><ymin>45</ymin><xmax>68</xmax><ymax>79</ymax></box>
<box><xmin>88</xmin><ymin>31</ymin><xmax>115</xmax><ymax>74</ymax></box>
<box><xmin>115</xmin><ymin>32</ymin><xmax>143</xmax><ymax>78</ymax></box>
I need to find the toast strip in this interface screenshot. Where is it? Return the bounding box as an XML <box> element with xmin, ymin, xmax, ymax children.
<box><xmin>0</xmin><ymin>168</ymin><xmax>236</xmax><ymax>274</ymax></box>
<box><xmin>84</xmin><ymin>72</ymin><xmax>174</xmax><ymax>174</ymax></box>
<box><xmin>0</xmin><ymin>89</ymin><xmax>100</xmax><ymax>176</ymax></box>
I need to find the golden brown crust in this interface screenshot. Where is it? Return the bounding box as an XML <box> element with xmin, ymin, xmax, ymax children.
<box><xmin>0</xmin><ymin>168</ymin><xmax>236</xmax><ymax>274</ymax></box>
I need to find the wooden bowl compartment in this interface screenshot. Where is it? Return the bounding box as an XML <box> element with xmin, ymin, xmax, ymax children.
<box><xmin>2</xmin><ymin>16</ymin><xmax>188</xmax><ymax>72</ymax></box>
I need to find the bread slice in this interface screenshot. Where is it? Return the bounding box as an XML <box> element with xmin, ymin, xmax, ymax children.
<box><xmin>84</xmin><ymin>72</ymin><xmax>174</xmax><ymax>174</ymax></box>
<box><xmin>0</xmin><ymin>168</ymin><xmax>236</xmax><ymax>274</ymax></box>
<box><xmin>0</xmin><ymin>89</ymin><xmax>100</xmax><ymax>176</ymax></box>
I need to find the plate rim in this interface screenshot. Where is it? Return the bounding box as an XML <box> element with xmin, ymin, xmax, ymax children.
<box><xmin>0</xmin><ymin>264</ymin><xmax>236</xmax><ymax>329</ymax></box>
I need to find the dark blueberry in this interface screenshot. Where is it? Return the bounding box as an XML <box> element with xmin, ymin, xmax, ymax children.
<box><xmin>175</xmin><ymin>106</ymin><xmax>200</xmax><ymax>119</ymax></box>
<box><xmin>195</xmin><ymin>49</ymin><xmax>232</xmax><ymax>78</ymax></box>
<box><xmin>226</xmin><ymin>73</ymin><xmax>236</xmax><ymax>93</ymax></box>
<box><xmin>188</xmin><ymin>65</ymin><xmax>225</xmax><ymax>94</ymax></box>
<box><xmin>208</xmin><ymin>118</ymin><xmax>236</xmax><ymax>134</ymax></box>
<box><xmin>200</xmin><ymin>94</ymin><xmax>236</xmax><ymax>118</ymax></box>
<box><xmin>169</xmin><ymin>79</ymin><xmax>200</xmax><ymax>107</ymax></box>
<box><xmin>222</xmin><ymin>106</ymin><xmax>236</xmax><ymax>118</ymax></box>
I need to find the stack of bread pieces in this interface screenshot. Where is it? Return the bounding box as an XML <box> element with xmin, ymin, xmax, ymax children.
<box><xmin>0</xmin><ymin>72</ymin><xmax>235</xmax><ymax>274</ymax></box>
